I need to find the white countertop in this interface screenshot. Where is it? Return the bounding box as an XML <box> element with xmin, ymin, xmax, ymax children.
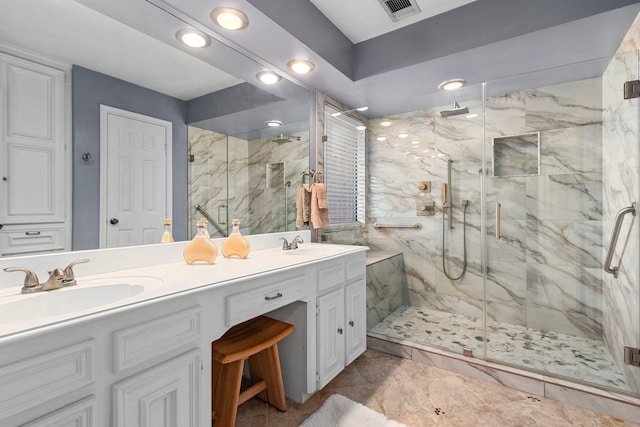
<box><xmin>0</xmin><ymin>241</ymin><xmax>368</xmax><ymax>342</ymax></box>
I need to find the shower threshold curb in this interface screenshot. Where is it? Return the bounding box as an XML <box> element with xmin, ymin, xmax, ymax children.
<box><xmin>367</xmin><ymin>332</ymin><xmax>640</xmax><ymax>424</ymax></box>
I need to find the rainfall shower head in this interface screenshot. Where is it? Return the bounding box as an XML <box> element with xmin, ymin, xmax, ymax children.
<box><xmin>440</xmin><ymin>102</ymin><xmax>469</xmax><ymax>118</ymax></box>
<box><xmin>272</xmin><ymin>134</ymin><xmax>301</xmax><ymax>143</ymax></box>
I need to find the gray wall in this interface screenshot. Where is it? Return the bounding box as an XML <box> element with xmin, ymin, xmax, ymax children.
<box><xmin>72</xmin><ymin>65</ymin><xmax>188</xmax><ymax>249</ymax></box>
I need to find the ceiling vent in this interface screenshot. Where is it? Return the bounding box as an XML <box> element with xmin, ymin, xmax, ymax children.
<box><xmin>378</xmin><ymin>0</ymin><xmax>422</xmax><ymax>22</ymax></box>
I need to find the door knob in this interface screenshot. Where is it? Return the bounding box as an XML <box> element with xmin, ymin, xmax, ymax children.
<box><xmin>109</xmin><ymin>218</ymin><xmax>119</xmax><ymax>225</ymax></box>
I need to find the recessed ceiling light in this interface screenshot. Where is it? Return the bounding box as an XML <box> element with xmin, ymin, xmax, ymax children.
<box><xmin>380</xmin><ymin>121</ymin><xmax>392</xmax><ymax>127</ymax></box>
<box><xmin>377</xmin><ymin>136</ymin><xmax>387</xmax><ymax>141</ymax></box>
<box><xmin>175</xmin><ymin>29</ymin><xmax>210</xmax><ymax>48</ymax></box>
<box><xmin>398</xmin><ymin>133</ymin><xmax>409</xmax><ymax>138</ymax></box>
<box><xmin>466</xmin><ymin>113</ymin><xmax>478</xmax><ymax>119</ymax></box>
<box><xmin>411</xmin><ymin>141</ymin><xmax>420</xmax><ymax>145</ymax></box>
<box><xmin>438</xmin><ymin>79</ymin><xmax>466</xmax><ymax>91</ymax></box>
<box><xmin>256</xmin><ymin>71</ymin><xmax>281</xmax><ymax>85</ymax></box>
<box><xmin>211</xmin><ymin>7</ymin><xmax>249</xmax><ymax>30</ymax></box>
<box><xmin>356</xmin><ymin>125</ymin><xmax>367</xmax><ymax>131</ymax></box>
<box><xmin>356</xmin><ymin>107</ymin><xmax>369</xmax><ymax>112</ymax></box>
<box><xmin>265</xmin><ymin>120</ymin><xmax>282</xmax><ymax>127</ymax></box>
<box><xmin>287</xmin><ymin>59</ymin><xmax>315</xmax><ymax>74</ymax></box>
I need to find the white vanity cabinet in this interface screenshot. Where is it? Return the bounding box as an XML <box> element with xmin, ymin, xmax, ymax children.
<box><xmin>316</xmin><ymin>253</ymin><xmax>367</xmax><ymax>389</ymax></box>
<box><xmin>0</xmin><ymin>242</ymin><xmax>368</xmax><ymax>426</ymax></box>
<box><xmin>0</xmin><ymin>49</ymin><xmax>70</xmax><ymax>256</ymax></box>
<box><xmin>0</xmin><ymin>297</ymin><xmax>206</xmax><ymax>427</ymax></box>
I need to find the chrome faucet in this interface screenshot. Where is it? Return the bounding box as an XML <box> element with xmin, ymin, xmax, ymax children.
<box><xmin>279</xmin><ymin>236</ymin><xmax>304</xmax><ymax>250</ymax></box>
<box><xmin>4</xmin><ymin>259</ymin><xmax>89</xmax><ymax>294</ymax></box>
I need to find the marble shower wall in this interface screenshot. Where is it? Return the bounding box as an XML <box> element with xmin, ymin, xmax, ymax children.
<box><xmin>247</xmin><ymin>130</ymin><xmax>310</xmax><ymax>234</ymax></box>
<box><xmin>188</xmin><ymin>126</ymin><xmax>310</xmax><ymax>237</ymax></box>
<box><xmin>187</xmin><ymin>126</ymin><xmax>230</xmax><ymax>237</ymax></box>
<box><xmin>602</xmin><ymin>15</ymin><xmax>640</xmax><ymax>394</ymax></box>
<box><xmin>327</xmin><ymin>77</ymin><xmax>605</xmax><ymax>341</ymax></box>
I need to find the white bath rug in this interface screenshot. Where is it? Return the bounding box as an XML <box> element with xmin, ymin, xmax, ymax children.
<box><xmin>299</xmin><ymin>394</ymin><xmax>408</xmax><ymax>427</ymax></box>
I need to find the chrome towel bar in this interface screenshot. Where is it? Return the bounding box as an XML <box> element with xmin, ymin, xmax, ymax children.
<box><xmin>373</xmin><ymin>223</ymin><xmax>422</xmax><ymax>230</ymax></box>
<box><xmin>604</xmin><ymin>202</ymin><xmax>636</xmax><ymax>278</ymax></box>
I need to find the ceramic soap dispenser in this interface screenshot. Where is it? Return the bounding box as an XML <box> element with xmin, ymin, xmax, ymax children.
<box><xmin>222</xmin><ymin>219</ymin><xmax>250</xmax><ymax>259</ymax></box>
<box><xmin>183</xmin><ymin>220</ymin><xmax>218</xmax><ymax>264</ymax></box>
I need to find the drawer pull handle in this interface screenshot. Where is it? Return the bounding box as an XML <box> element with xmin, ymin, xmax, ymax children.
<box><xmin>349</xmin><ymin>321</ymin><xmax>355</xmax><ymax>327</ymax></box>
<box><xmin>25</xmin><ymin>231</ymin><xmax>41</xmax><ymax>236</ymax></box>
<box><xmin>265</xmin><ymin>292</ymin><xmax>283</xmax><ymax>301</ymax></box>
<box><xmin>337</xmin><ymin>328</ymin><xmax>343</xmax><ymax>335</ymax></box>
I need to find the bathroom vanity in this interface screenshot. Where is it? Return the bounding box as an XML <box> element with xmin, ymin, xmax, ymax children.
<box><xmin>0</xmin><ymin>231</ymin><xmax>367</xmax><ymax>426</ymax></box>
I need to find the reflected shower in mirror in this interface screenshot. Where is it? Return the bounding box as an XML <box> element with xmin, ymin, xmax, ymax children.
<box><xmin>0</xmin><ymin>0</ymin><xmax>312</xmax><ymax>251</ymax></box>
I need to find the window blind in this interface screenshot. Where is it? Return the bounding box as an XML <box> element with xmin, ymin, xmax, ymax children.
<box><xmin>323</xmin><ymin>104</ymin><xmax>365</xmax><ymax>225</ymax></box>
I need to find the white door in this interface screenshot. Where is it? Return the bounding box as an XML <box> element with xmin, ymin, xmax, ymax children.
<box><xmin>100</xmin><ymin>106</ymin><xmax>172</xmax><ymax>248</ymax></box>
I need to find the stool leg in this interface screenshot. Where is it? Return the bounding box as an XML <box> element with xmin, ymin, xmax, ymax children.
<box><xmin>248</xmin><ymin>344</ymin><xmax>287</xmax><ymax>411</ymax></box>
<box><xmin>213</xmin><ymin>359</ymin><xmax>244</xmax><ymax>427</ymax></box>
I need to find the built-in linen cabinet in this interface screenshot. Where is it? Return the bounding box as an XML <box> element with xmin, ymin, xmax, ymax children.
<box><xmin>0</xmin><ymin>48</ymin><xmax>70</xmax><ymax>256</ymax></box>
<box><xmin>316</xmin><ymin>254</ymin><xmax>367</xmax><ymax>389</ymax></box>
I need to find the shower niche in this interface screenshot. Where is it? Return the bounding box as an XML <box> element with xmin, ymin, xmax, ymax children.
<box><xmin>492</xmin><ymin>131</ymin><xmax>540</xmax><ymax>177</ymax></box>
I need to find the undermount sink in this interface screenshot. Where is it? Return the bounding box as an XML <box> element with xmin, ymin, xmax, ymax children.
<box><xmin>0</xmin><ymin>276</ymin><xmax>160</xmax><ymax>323</ymax></box>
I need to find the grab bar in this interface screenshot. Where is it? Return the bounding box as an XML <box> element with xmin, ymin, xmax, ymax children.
<box><xmin>495</xmin><ymin>203</ymin><xmax>501</xmax><ymax>240</ymax></box>
<box><xmin>195</xmin><ymin>204</ymin><xmax>227</xmax><ymax>237</ymax></box>
<box><xmin>604</xmin><ymin>202</ymin><xmax>636</xmax><ymax>278</ymax></box>
<box><xmin>373</xmin><ymin>223</ymin><xmax>423</xmax><ymax>230</ymax></box>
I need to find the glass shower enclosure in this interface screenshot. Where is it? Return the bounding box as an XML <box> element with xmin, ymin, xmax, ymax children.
<box><xmin>363</xmin><ymin>48</ymin><xmax>640</xmax><ymax>397</ymax></box>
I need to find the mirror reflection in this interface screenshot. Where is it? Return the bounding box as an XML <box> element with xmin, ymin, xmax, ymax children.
<box><xmin>0</xmin><ymin>0</ymin><xmax>311</xmax><ymax>255</ymax></box>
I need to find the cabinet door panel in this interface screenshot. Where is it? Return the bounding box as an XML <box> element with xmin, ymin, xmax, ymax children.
<box><xmin>0</xmin><ymin>53</ymin><xmax>65</xmax><ymax>224</ymax></box>
<box><xmin>112</xmin><ymin>349</ymin><xmax>201</xmax><ymax>427</ymax></box>
<box><xmin>317</xmin><ymin>288</ymin><xmax>344</xmax><ymax>389</ymax></box>
<box><xmin>345</xmin><ymin>278</ymin><xmax>367</xmax><ymax>365</ymax></box>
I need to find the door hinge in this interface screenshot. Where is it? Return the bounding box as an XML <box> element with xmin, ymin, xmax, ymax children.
<box><xmin>624</xmin><ymin>80</ymin><xmax>640</xmax><ymax>99</ymax></box>
<box><xmin>316</xmin><ymin>372</ymin><xmax>320</xmax><ymax>387</ymax></box>
<box><xmin>315</xmin><ymin>305</ymin><xmax>319</xmax><ymax>315</ymax></box>
<box><xmin>322</xmin><ymin>135</ymin><xmax>328</xmax><ymax>143</ymax></box>
<box><xmin>624</xmin><ymin>346</ymin><xmax>640</xmax><ymax>367</ymax></box>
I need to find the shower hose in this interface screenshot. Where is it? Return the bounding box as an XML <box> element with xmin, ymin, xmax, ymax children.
<box><xmin>442</xmin><ymin>202</ymin><xmax>467</xmax><ymax>280</ymax></box>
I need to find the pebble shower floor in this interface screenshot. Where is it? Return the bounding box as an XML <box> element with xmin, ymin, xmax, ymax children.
<box><xmin>370</xmin><ymin>305</ymin><xmax>629</xmax><ymax>391</ymax></box>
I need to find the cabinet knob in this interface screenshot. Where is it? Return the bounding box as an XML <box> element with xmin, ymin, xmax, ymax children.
<box><xmin>337</xmin><ymin>328</ymin><xmax>343</xmax><ymax>335</ymax></box>
<box><xmin>109</xmin><ymin>218</ymin><xmax>119</xmax><ymax>225</ymax></box>
<box><xmin>2</xmin><ymin>177</ymin><xmax>6</xmax><ymax>181</ymax></box>
<box><xmin>0</xmin><ymin>224</ymin><xmax>3</xmax><ymax>230</ymax></box>
<box><xmin>349</xmin><ymin>320</ymin><xmax>355</xmax><ymax>327</ymax></box>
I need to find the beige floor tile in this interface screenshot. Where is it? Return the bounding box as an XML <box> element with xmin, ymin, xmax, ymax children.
<box><xmin>232</xmin><ymin>349</ymin><xmax>640</xmax><ymax>427</ymax></box>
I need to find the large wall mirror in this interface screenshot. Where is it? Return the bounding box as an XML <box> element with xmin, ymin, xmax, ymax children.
<box><xmin>0</xmin><ymin>0</ymin><xmax>312</xmax><ymax>250</ymax></box>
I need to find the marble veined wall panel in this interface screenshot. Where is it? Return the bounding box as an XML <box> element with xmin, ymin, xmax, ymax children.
<box><xmin>339</xmin><ymin>75</ymin><xmax>606</xmax><ymax>340</ymax></box>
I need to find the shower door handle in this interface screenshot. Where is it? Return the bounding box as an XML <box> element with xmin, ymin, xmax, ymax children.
<box><xmin>604</xmin><ymin>202</ymin><xmax>636</xmax><ymax>278</ymax></box>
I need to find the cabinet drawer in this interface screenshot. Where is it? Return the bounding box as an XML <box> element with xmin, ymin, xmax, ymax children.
<box><xmin>316</xmin><ymin>261</ymin><xmax>345</xmax><ymax>294</ymax></box>
<box><xmin>226</xmin><ymin>273</ymin><xmax>307</xmax><ymax>326</ymax></box>
<box><xmin>1</xmin><ymin>224</ymin><xmax>64</xmax><ymax>255</ymax></box>
<box><xmin>113</xmin><ymin>307</ymin><xmax>201</xmax><ymax>373</ymax></box>
<box><xmin>0</xmin><ymin>340</ymin><xmax>94</xmax><ymax>419</ymax></box>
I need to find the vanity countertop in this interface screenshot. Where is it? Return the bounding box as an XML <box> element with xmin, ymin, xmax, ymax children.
<box><xmin>0</xmin><ymin>241</ymin><xmax>368</xmax><ymax>342</ymax></box>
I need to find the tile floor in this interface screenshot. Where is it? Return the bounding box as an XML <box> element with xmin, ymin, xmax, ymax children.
<box><xmin>234</xmin><ymin>349</ymin><xmax>640</xmax><ymax>426</ymax></box>
<box><xmin>370</xmin><ymin>305</ymin><xmax>629</xmax><ymax>391</ymax></box>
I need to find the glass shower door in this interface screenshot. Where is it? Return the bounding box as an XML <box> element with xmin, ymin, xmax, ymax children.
<box><xmin>483</xmin><ymin>52</ymin><xmax>640</xmax><ymax>396</ymax></box>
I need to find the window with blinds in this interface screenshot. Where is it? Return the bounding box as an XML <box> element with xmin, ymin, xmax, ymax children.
<box><xmin>323</xmin><ymin>104</ymin><xmax>366</xmax><ymax>226</ymax></box>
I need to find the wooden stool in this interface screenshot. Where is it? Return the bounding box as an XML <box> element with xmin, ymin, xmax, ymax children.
<box><xmin>211</xmin><ymin>315</ymin><xmax>295</xmax><ymax>426</ymax></box>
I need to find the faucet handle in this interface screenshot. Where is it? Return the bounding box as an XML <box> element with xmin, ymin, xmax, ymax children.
<box><xmin>279</xmin><ymin>237</ymin><xmax>290</xmax><ymax>250</ymax></box>
<box><xmin>63</xmin><ymin>259</ymin><xmax>89</xmax><ymax>286</ymax></box>
<box><xmin>4</xmin><ymin>267</ymin><xmax>40</xmax><ymax>293</ymax></box>
<box><xmin>290</xmin><ymin>236</ymin><xmax>304</xmax><ymax>249</ymax></box>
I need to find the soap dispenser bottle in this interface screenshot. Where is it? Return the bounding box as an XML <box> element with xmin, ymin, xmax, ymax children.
<box><xmin>222</xmin><ymin>219</ymin><xmax>250</xmax><ymax>259</ymax></box>
<box><xmin>183</xmin><ymin>220</ymin><xmax>218</xmax><ymax>264</ymax></box>
<box><xmin>161</xmin><ymin>218</ymin><xmax>174</xmax><ymax>243</ymax></box>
